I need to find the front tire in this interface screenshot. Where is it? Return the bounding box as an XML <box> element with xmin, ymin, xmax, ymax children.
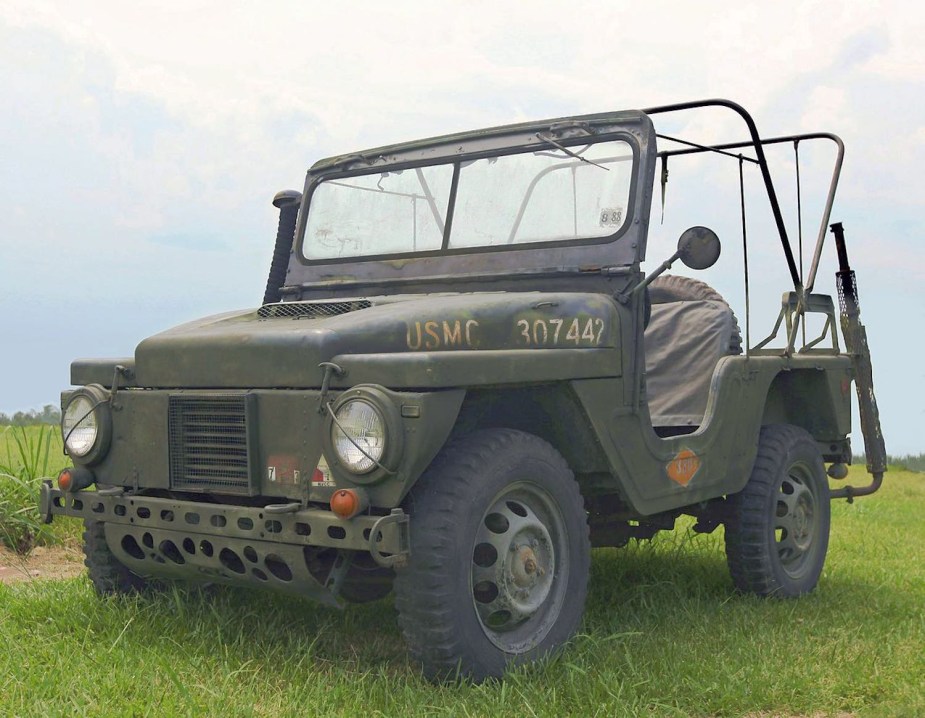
<box><xmin>83</xmin><ymin>520</ymin><xmax>150</xmax><ymax>595</ymax></box>
<box><xmin>724</xmin><ymin>424</ymin><xmax>831</xmax><ymax>597</ymax></box>
<box><xmin>339</xmin><ymin>554</ymin><xmax>394</xmax><ymax>604</ymax></box>
<box><xmin>394</xmin><ymin>429</ymin><xmax>590</xmax><ymax>682</ymax></box>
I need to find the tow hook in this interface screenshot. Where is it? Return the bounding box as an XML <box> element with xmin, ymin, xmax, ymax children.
<box><xmin>369</xmin><ymin>509</ymin><xmax>410</xmax><ymax>568</ymax></box>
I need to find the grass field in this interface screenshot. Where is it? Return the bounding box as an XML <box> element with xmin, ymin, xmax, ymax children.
<box><xmin>1</xmin><ymin>461</ymin><xmax>922</xmax><ymax>717</ymax></box>
<box><xmin>0</xmin><ymin>426</ymin><xmax>74</xmax><ymax>552</ymax></box>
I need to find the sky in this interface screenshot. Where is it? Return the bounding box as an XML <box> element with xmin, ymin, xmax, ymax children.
<box><xmin>1</xmin><ymin>0</ymin><xmax>923</xmax><ymax>454</ymax></box>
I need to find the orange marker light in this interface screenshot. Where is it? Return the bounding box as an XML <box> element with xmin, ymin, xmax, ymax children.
<box><xmin>57</xmin><ymin>469</ymin><xmax>73</xmax><ymax>492</ymax></box>
<box><xmin>330</xmin><ymin>489</ymin><xmax>360</xmax><ymax>519</ymax></box>
<box><xmin>56</xmin><ymin>466</ymin><xmax>95</xmax><ymax>493</ymax></box>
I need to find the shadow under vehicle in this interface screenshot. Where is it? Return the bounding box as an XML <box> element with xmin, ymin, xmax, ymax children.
<box><xmin>43</xmin><ymin>99</ymin><xmax>885</xmax><ymax>682</ymax></box>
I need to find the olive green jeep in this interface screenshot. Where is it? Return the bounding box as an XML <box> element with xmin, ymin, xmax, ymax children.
<box><xmin>43</xmin><ymin>99</ymin><xmax>885</xmax><ymax>681</ymax></box>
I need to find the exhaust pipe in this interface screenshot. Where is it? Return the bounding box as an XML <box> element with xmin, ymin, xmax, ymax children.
<box><xmin>263</xmin><ymin>190</ymin><xmax>303</xmax><ymax>305</ymax></box>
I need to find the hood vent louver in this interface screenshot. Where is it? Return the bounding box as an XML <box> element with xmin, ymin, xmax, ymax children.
<box><xmin>257</xmin><ymin>300</ymin><xmax>373</xmax><ymax>320</ymax></box>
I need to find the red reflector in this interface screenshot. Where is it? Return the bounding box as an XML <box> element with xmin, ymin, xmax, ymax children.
<box><xmin>312</xmin><ymin>468</ymin><xmax>324</xmax><ymax>484</ymax></box>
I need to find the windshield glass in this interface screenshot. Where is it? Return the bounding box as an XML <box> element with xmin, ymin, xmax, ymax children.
<box><xmin>302</xmin><ymin>139</ymin><xmax>634</xmax><ymax>261</ymax></box>
<box><xmin>304</xmin><ymin>166</ymin><xmax>453</xmax><ymax>260</ymax></box>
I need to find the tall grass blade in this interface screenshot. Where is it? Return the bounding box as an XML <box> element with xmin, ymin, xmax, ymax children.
<box><xmin>0</xmin><ymin>425</ymin><xmax>64</xmax><ymax>554</ymax></box>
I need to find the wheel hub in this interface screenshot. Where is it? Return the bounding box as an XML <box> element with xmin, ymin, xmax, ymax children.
<box><xmin>501</xmin><ymin>532</ymin><xmax>553</xmax><ymax>615</ymax></box>
<box><xmin>511</xmin><ymin>545</ymin><xmax>542</xmax><ymax>587</ymax></box>
<box><xmin>791</xmin><ymin>496</ymin><xmax>814</xmax><ymax>549</ymax></box>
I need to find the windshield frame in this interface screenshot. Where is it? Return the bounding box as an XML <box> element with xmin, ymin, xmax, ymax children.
<box><xmin>295</xmin><ymin>131</ymin><xmax>641</xmax><ymax>266</ymax></box>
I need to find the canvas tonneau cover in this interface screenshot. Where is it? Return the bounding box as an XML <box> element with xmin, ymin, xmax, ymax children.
<box><xmin>644</xmin><ymin>298</ymin><xmax>737</xmax><ymax>427</ymax></box>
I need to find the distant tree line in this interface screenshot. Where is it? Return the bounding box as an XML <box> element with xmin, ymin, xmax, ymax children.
<box><xmin>0</xmin><ymin>404</ymin><xmax>61</xmax><ymax>426</ymax></box>
<box><xmin>853</xmin><ymin>453</ymin><xmax>925</xmax><ymax>473</ymax></box>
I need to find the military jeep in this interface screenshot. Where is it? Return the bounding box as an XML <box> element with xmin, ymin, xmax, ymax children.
<box><xmin>43</xmin><ymin>99</ymin><xmax>885</xmax><ymax>681</ymax></box>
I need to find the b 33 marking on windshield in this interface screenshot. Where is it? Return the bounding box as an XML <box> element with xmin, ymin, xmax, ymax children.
<box><xmin>516</xmin><ymin>317</ymin><xmax>605</xmax><ymax>347</ymax></box>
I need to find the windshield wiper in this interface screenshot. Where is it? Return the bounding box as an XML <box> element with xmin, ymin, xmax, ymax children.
<box><xmin>535</xmin><ymin>133</ymin><xmax>609</xmax><ymax>171</ymax></box>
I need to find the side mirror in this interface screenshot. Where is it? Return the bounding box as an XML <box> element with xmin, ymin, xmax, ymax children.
<box><xmin>677</xmin><ymin>226</ymin><xmax>721</xmax><ymax>270</ymax></box>
<box><xmin>627</xmin><ymin>226</ymin><xmax>722</xmax><ymax>303</ymax></box>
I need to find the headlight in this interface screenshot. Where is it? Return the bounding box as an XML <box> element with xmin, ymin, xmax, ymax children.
<box><xmin>332</xmin><ymin>399</ymin><xmax>386</xmax><ymax>474</ymax></box>
<box><xmin>63</xmin><ymin>395</ymin><xmax>98</xmax><ymax>457</ymax></box>
<box><xmin>61</xmin><ymin>385</ymin><xmax>112</xmax><ymax>464</ymax></box>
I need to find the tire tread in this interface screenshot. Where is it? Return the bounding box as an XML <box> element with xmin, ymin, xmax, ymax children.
<box><xmin>82</xmin><ymin>520</ymin><xmax>148</xmax><ymax>595</ymax></box>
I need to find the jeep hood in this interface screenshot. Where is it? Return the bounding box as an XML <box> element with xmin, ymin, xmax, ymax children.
<box><xmin>132</xmin><ymin>293</ymin><xmax>619</xmax><ymax>388</ymax></box>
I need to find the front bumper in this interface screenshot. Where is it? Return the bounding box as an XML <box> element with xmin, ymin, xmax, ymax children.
<box><xmin>41</xmin><ymin>482</ymin><xmax>409</xmax><ymax>605</ymax></box>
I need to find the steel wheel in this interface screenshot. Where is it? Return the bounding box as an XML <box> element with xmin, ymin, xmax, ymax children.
<box><xmin>470</xmin><ymin>483</ymin><xmax>567</xmax><ymax>653</ymax></box>
<box><xmin>394</xmin><ymin>429</ymin><xmax>590</xmax><ymax>682</ymax></box>
<box><xmin>774</xmin><ymin>462</ymin><xmax>822</xmax><ymax>580</ymax></box>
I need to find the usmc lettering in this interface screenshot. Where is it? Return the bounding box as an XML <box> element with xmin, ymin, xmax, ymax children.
<box><xmin>406</xmin><ymin>319</ymin><xmax>480</xmax><ymax>350</ymax></box>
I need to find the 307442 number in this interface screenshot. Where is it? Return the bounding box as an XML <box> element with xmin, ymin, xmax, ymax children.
<box><xmin>516</xmin><ymin>317</ymin><xmax>605</xmax><ymax>347</ymax></box>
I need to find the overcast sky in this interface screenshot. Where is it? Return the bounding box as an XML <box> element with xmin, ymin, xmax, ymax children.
<box><xmin>1</xmin><ymin>0</ymin><xmax>922</xmax><ymax>454</ymax></box>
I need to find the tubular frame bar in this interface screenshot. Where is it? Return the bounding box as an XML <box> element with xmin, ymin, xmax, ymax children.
<box><xmin>654</xmin><ymin>131</ymin><xmax>844</xmax><ymax>295</ymax></box>
<box><xmin>642</xmin><ymin>99</ymin><xmax>843</xmax><ymax>291</ymax></box>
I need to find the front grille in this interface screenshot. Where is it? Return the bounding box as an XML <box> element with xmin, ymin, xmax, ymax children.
<box><xmin>168</xmin><ymin>395</ymin><xmax>254</xmax><ymax>495</ymax></box>
<box><xmin>257</xmin><ymin>300</ymin><xmax>372</xmax><ymax>320</ymax></box>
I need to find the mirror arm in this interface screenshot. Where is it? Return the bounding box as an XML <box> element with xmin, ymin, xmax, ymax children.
<box><xmin>617</xmin><ymin>226</ymin><xmax>720</xmax><ymax>304</ymax></box>
<box><xmin>634</xmin><ymin>249</ymin><xmax>683</xmax><ymax>295</ymax></box>
<box><xmin>616</xmin><ymin>249</ymin><xmax>682</xmax><ymax>304</ymax></box>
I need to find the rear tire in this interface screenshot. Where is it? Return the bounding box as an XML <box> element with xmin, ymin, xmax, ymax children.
<box><xmin>83</xmin><ymin>520</ymin><xmax>149</xmax><ymax>595</ymax></box>
<box><xmin>724</xmin><ymin>425</ymin><xmax>830</xmax><ymax>597</ymax></box>
<box><xmin>394</xmin><ymin>429</ymin><xmax>590</xmax><ymax>682</ymax></box>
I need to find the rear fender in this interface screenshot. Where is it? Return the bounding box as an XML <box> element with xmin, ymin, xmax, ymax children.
<box><xmin>761</xmin><ymin>366</ymin><xmax>853</xmax><ymax>462</ymax></box>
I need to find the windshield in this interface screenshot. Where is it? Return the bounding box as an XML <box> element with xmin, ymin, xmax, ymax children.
<box><xmin>303</xmin><ymin>139</ymin><xmax>634</xmax><ymax>261</ymax></box>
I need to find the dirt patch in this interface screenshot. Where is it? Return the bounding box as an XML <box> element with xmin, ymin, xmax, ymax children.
<box><xmin>0</xmin><ymin>544</ymin><xmax>85</xmax><ymax>584</ymax></box>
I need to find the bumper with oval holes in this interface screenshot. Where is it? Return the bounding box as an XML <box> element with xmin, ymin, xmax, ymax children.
<box><xmin>40</xmin><ymin>482</ymin><xmax>410</xmax><ymax>605</ymax></box>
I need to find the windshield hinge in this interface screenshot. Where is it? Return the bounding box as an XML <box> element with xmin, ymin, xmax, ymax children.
<box><xmin>333</xmin><ymin>152</ymin><xmax>385</xmax><ymax>170</ymax></box>
<box><xmin>578</xmin><ymin>265</ymin><xmax>632</xmax><ymax>277</ymax></box>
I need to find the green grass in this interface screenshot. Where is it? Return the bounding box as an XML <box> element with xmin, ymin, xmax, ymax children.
<box><xmin>0</xmin><ymin>425</ymin><xmax>75</xmax><ymax>553</ymax></box>
<box><xmin>1</xmin><ymin>466</ymin><xmax>922</xmax><ymax>717</ymax></box>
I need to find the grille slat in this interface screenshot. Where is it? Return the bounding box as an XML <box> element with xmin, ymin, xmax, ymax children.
<box><xmin>181</xmin><ymin>453</ymin><xmax>248</xmax><ymax>464</ymax></box>
<box><xmin>257</xmin><ymin>300</ymin><xmax>372</xmax><ymax>320</ymax></box>
<box><xmin>179</xmin><ymin>463</ymin><xmax>248</xmax><ymax>475</ymax></box>
<box><xmin>180</xmin><ymin>431</ymin><xmax>245</xmax><ymax>449</ymax></box>
<box><xmin>184</xmin><ymin>444</ymin><xmax>248</xmax><ymax>453</ymax></box>
<box><xmin>169</xmin><ymin>395</ymin><xmax>253</xmax><ymax>494</ymax></box>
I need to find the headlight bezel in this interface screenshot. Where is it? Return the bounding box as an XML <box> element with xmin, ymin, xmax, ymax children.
<box><xmin>61</xmin><ymin>384</ymin><xmax>112</xmax><ymax>465</ymax></box>
<box><xmin>324</xmin><ymin>385</ymin><xmax>403</xmax><ymax>484</ymax></box>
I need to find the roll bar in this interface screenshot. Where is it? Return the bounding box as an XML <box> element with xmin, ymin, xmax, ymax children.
<box><xmin>641</xmin><ymin>99</ymin><xmax>844</xmax><ymax>293</ymax></box>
